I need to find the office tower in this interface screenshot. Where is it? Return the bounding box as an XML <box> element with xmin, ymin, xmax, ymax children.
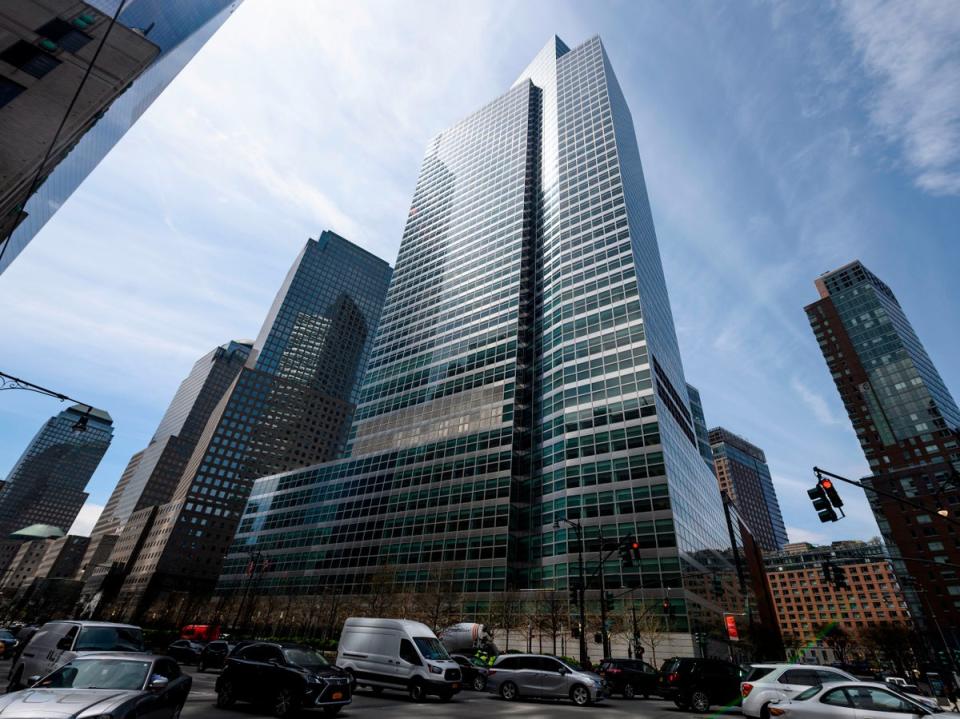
<box><xmin>224</xmin><ymin>36</ymin><xmax>736</xmax><ymax>657</ymax></box>
<box><xmin>805</xmin><ymin>260</ymin><xmax>960</xmax><ymax>648</ymax></box>
<box><xmin>686</xmin><ymin>383</ymin><xmax>715</xmax><ymax>469</ymax></box>
<box><xmin>0</xmin><ymin>404</ymin><xmax>112</xmax><ymax>542</ymax></box>
<box><xmin>0</xmin><ymin>0</ymin><xmax>244</xmax><ymax>273</ymax></box>
<box><xmin>709</xmin><ymin>427</ymin><xmax>787</xmax><ymax>552</ymax></box>
<box><xmin>77</xmin><ymin>340</ymin><xmax>251</xmax><ymax>597</ymax></box>
<box><xmin>765</xmin><ymin>540</ymin><xmax>911</xmax><ymax>663</ymax></box>
<box><xmin>105</xmin><ymin>231</ymin><xmax>391</xmax><ymax>620</ymax></box>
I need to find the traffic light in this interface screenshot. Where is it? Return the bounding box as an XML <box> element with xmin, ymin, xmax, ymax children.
<box><xmin>820</xmin><ymin>478</ymin><xmax>843</xmax><ymax>508</ymax></box>
<box><xmin>808</xmin><ymin>482</ymin><xmax>838</xmax><ymax>522</ymax></box>
<box><xmin>594</xmin><ymin>632</ymin><xmax>603</xmax><ymax>644</ymax></box>
<box><xmin>572</xmin><ymin>623</ymin><xmax>581</xmax><ymax>639</ymax></box>
<box><xmin>619</xmin><ymin>536</ymin><xmax>637</xmax><ymax>568</ymax></box>
<box><xmin>662</xmin><ymin>599</ymin><xmax>672</xmax><ymax>617</ymax></box>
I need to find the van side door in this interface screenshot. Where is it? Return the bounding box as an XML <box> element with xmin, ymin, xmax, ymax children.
<box><xmin>537</xmin><ymin>657</ymin><xmax>570</xmax><ymax>697</ymax></box>
<box><xmin>396</xmin><ymin>639</ymin><xmax>422</xmax><ymax>685</ymax></box>
<box><xmin>44</xmin><ymin>624</ymin><xmax>77</xmax><ymax>676</ymax></box>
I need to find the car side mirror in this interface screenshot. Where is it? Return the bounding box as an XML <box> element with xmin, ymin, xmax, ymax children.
<box><xmin>56</xmin><ymin>637</ymin><xmax>72</xmax><ymax>651</ymax></box>
<box><xmin>149</xmin><ymin>677</ymin><xmax>169</xmax><ymax>691</ymax></box>
<box><xmin>559</xmin><ymin>667</ymin><xmax>570</xmax><ymax>675</ymax></box>
<box><xmin>27</xmin><ymin>675</ymin><xmax>41</xmax><ymax>686</ymax></box>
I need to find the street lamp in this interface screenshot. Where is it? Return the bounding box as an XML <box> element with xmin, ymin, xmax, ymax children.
<box><xmin>555</xmin><ymin>517</ymin><xmax>588</xmax><ymax>667</ymax></box>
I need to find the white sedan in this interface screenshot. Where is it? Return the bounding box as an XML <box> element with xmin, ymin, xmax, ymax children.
<box><xmin>769</xmin><ymin>681</ymin><xmax>955</xmax><ymax>719</ymax></box>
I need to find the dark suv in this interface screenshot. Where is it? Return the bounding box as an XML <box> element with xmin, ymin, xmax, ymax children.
<box><xmin>658</xmin><ymin>657</ymin><xmax>744</xmax><ymax>713</ymax></box>
<box><xmin>198</xmin><ymin>639</ymin><xmax>234</xmax><ymax>671</ymax></box>
<box><xmin>598</xmin><ymin>658</ymin><xmax>658</xmax><ymax>699</ymax></box>
<box><xmin>216</xmin><ymin>642</ymin><xmax>351</xmax><ymax>717</ymax></box>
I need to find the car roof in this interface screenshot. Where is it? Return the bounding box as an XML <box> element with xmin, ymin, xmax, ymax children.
<box><xmin>68</xmin><ymin>653</ymin><xmax>163</xmax><ymax>662</ymax></box>
<box><xmin>42</xmin><ymin>620</ymin><xmax>140</xmax><ymax>629</ymax></box>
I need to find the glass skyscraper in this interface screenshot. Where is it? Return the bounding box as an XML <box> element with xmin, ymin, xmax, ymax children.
<box><xmin>101</xmin><ymin>231</ymin><xmax>391</xmax><ymax>621</ymax></box>
<box><xmin>708</xmin><ymin>427</ymin><xmax>787</xmax><ymax>552</ymax></box>
<box><xmin>0</xmin><ymin>404</ymin><xmax>113</xmax><ymax>541</ymax></box>
<box><xmin>224</xmin><ymin>36</ymin><xmax>737</xmax><ymax>653</ymax></box>
<box><xmin>806</xmin><ymin>260</ymin><xmax>960</xmax><ymax>650</ymax></box>
<box><xmin>0</xmin><ymin>0</ymin><xmax>243</xmax><ymax>273</ymax></box>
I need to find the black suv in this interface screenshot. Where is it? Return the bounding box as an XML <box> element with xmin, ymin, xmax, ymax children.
<box><xmin>198</xmin><ymin>639</ymin><xmax>234</xmax><ymax>671</ymax></box>
<box><xmin>598</xmin><ymin>658</ymin><xmax>659</xmax><ymax>699</ymax></box>
<box><xmin>451</xmin><ymin>654</ymin><xmax>490</xmax><ymax>691</ymax></box>
<box><xmin>658</xmin><ymin>657</ymin><xmax>743</xmax><ymax>713</ymax></box>
<box><xmin>216</xmin><ymin>642</ymin><xmax>351</xmax><ymax>717</ymax></box>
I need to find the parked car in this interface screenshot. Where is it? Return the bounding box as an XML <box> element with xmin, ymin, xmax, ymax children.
<box><xmin>768</xmin><ymin>681</ymin><xmax>956</xmax><ymax>719</ymax></box>
<box><xmin>0</xmin><ymin>629</ymin><xmax>18</xmax><ymax>657</ymax></box>
<box><xmin>337</xmin><ymin>617</ymin><xmax>462</xmax><ymax>701</ymax></box>
<box><xmin>742</xmin><ymin>663</ymin><xmax>856</xmax><ymax>719</ymax></box>
<box><xmin>166</xmin><ymin>639</ymin><xmax>204</xmax><ymax>665</ymax></box>
<box><xmin>598</xmin><ymin>657</ymin><xmax>659</xmax><ymax>699</ymax></box>
<box><xmin>198</xmin><ymin>639</ymin><xmax>234</xmax><ymax>671</ymax></box>
<box><xmin>451</xmin><ymin>653</ymin><xmax>489</xmax><ymax>691</ymax></box>
<box><xmin>486</xmin><ymin>653</ymin><xmax>608</xmax><ymax>707</ymax></box>
<box><xmin>7</xmin><ymin>620</ymin><xmax>144</xmax><ymax>691</ymax></box>
<box><xmin>658</xmin><ymin>656</ymin><xmax>744</xmax><ymax>713</ymax></box>
<box><xmin>216</xmin><ymin>641</ymin><xmax>351</xmax><ymax>717</ymax></box>
<box><xmin>1</xmin><ymin>653</ymin><xmax>190</xmax><ymax>718</ymax></box>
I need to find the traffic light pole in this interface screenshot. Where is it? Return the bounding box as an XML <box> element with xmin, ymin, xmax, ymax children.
<box><xmin>557</xmin><ymin>518</ymin><xmax>589</xmax><ymax>667</ymax></box>
<box><xmin>598</xmin><ymin>526</ymin><xmax>610</xmax><ymax>658</ymax></box>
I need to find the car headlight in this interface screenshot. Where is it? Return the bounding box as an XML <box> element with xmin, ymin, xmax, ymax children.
<box><xmin>428</xmin><ymin>664</ymin><xmax>443</xmax><ymax>675</ymax></box>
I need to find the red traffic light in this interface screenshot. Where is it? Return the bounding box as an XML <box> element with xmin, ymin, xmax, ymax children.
<box><xmin>630</xmin><ymin>542</ymin><xmax>639</xmax><ymax>550</ymax></box>
<box><xmin>821</xmin><ymin>479</ymin><xmax>833</xmax><ymax>489</ymax></box>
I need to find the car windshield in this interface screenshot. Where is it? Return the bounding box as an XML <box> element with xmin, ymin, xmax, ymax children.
<box><xmin>413</xmin><ymin>637</ymin><xmax>449</xmax><ymax>660</ymax></box>
<box><xmin>75</xmin><ymin>627</ymin><xmax>144</xmax><ymax>652</ymax></box>
<box><xmin>37</xmin><ymin>659</ymin><xmax>151</xmax><ymax>690</ymax></box>
<box><xmin>283</xmin><ymin>648</ymin><xmax>329</xmax><ymax>668</ymax></box>
<box><xmin>795</xmin><ymin>686</ymin><xmax>822</xmax><ymax>701</ymax></box>
<box><xmin>0</xmin><ymin>630</ymin><xmax>15</xmax><ymax>641</ymax></box>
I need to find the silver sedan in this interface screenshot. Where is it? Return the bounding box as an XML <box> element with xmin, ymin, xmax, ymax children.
<box><xmin>770</xmin><ymin>681</ymin><xmax>956</xmax><ymax>719</ymax></box>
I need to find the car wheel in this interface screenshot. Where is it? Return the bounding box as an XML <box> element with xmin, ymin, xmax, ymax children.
<box><xmin>760</xmin><ymin>703</ymin><xmax>772</xmax><ymax>719</ymax></box>
<box><xmin>345</xmin><ymin>669</ymin><xmax>357</xmax><ymax>692</ymax></box>
<box><xmin>173</xmin><ymin>702</ymin><xmax>184</xmax><ymax>719</ymax></box>
<box><xmin>216</xmin><ymin>679</ymin><xmax>236</xmax><ymax>709</ymax></box>
<box><xmin>499</xmin><ymin>681</ymin><xmax>519</xmax><ymax>701</ymax></box>
<box><xmin>273</xmin><ymin>687</ymin><xmax>298</xmax><ymax>718</ymax></box>
<box><xmin>472</xmin><ymin>675</ymin><xmax>486</xmax><ymax>691</ymax></box>
<box><xmin>409</xmin><ymin>680</ymin><xmax>427</xmax><ymax>702</ymax></box>
<box><xmin>624</xmin><ymin>683</ymin><xmax>636</xmax><ymax>699</ymax></box>
<box><xmin>571</xmin><ymin>684</ymin><xmax>592</xmax><ymax>707</ymax></box>
<box><xmin>691</xmin><ymin>689</ymin><xmax>711</xmax><ymax>713</ymax></box>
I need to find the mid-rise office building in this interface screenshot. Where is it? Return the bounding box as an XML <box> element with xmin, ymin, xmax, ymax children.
<box><xmin>709</xmin><ymin>427</ymin><xmax>787</xmax><ymax>552</ymax></box>
<box><xmin>0</xmin><ymin>404</ymin><xmax>112</xmax><ymax>547</ymax></box>
<box><xmin>805</xmin><ymin>261</ymin><xmax>960</xmax><ymax>648</ymax></box>
<box><xmin>103</xmin><ymin>231</ymin><xmax>391</xmax><ymax>621</ymax></box>
<box><xmin>0</xmin><ymin>0</ymin><xmax>244</xmax><ymax>273</ymax></box>
<box><xmin>222</xmin><ymin>36</ymin><xmax>737</xmax><ymax>658</ymax></box>
<box><xmin>765</xmin><ymin>541</ymin><xmax>911</xmax><ymax>663</ymax></box>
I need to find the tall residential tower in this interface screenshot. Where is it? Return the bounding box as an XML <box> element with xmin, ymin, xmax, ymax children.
<box><xmin>805</xmin><ymin>260</ymin><xmax>960</xmax><ymax>650</ymax></box>
<box><xmin>223</xmin><ymin>36</ymin><xmax>737</xmax><ymax>656</ymax></box>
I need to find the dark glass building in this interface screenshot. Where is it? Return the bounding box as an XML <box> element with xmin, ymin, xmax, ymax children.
<box><xmin>805</xmin><ymin>260</ymin><xmax>960</xmax><ymax>652</ymax></box>
<box><xmin>77</xmin><ymin>339</ymin><xmax>251</xmax><ymax>606</ymax></box>
<box><xmin>709</xmin><ymin>427</ymin><xmax>787</xmax><ymax>552</ymax></box>
<box><xmin>223</xmin><ymin>36</ymin><xmax>737</xmax><ymax>658</ymax></box>
<box><xmin>0</xmin><ymin>404</ymin><xmax>113</xmax><ymax>554</ymax></box>
<box><xmin>687</xmin><ymin>383</ymin><xmax>715</xmax><ymax>470</ymax></box>
<box><xmin>0</xmin><ymin>0</ymin><xmax>244</xmax><ymax>273</ymax></box>
<box><xmin>102</xmin><ymin>231</ymin><xmax>391</xmax><ymax>620</ymax></box>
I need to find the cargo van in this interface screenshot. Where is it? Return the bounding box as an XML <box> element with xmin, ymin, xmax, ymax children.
<box><xmin>337</xmin><ymin>618</ymin><xmax>462</xmax><ymax>701</ymax></box>
<box><xmin>7</xmin><ymin>620</ymin><xmax>144</xmax><ymax>691</ymax></box>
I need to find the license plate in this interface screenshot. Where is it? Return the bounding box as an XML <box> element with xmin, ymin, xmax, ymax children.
<box><xmin>332</xmin><ymin>692</ymin><xmax>343</xmax><ymax>700</ymax></box>
<box><xmin>451</xmin><ymin>683</ymin><xmax>459</xmax><ymax>690</ymax></box>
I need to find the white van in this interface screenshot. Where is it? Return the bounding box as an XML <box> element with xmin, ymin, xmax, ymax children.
<box><xmin>336</xmin><ymin>618</ymin><xmax>462</xmax><ymax>701</ymax></box>
<box><xmin>7</xmin><ymin>620</ymin><xmax>144</xmax><ymax>691</ymax></box>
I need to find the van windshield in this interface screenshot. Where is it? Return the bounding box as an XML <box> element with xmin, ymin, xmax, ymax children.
<box><xmin>75</xmin><ymin>627</ymin><xmax>144</xmax><ymax>652</ymax></box>
<box><xmin>413</xmin><ymin>637</ymin><xmax>449</xmax><ymax>661</ymax></box>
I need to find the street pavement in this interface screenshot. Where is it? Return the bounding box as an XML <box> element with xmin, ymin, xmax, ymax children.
<box><xmin>180</xmin><ymin>664</ymin><xmax>738</xmax><ymax>718</ymax></box>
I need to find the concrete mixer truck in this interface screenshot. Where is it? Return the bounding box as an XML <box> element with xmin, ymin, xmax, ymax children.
<box><xmin>439</xmin><ymin>623</ymin><xmax>498</xmax><ymax>660</ymax></box>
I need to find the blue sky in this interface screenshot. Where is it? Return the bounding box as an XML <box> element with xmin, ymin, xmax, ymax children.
<box><xmin>0</xmin><ymin>0</ymin><xmax>957</xmax><ymax>544</ymax></box>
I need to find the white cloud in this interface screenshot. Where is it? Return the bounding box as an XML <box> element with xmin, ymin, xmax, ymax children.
<box><xmin>840</xmin><ymin>0</ymin><xmax>960</xmax><ymax>195</ymax></box>
<box><xmin>68</xmin><ymin>503</ymin><xmax>104</xmax><ymax>537</ymax></box>
<box><xmin>785</xmin><ymin>525</ymin><xmax>829</xmax><ymax>545</ymax></box>
<box><xmin>790</xmin><ymin>377</ymin><xmax>844</xmax><ymax>426</ymax></box>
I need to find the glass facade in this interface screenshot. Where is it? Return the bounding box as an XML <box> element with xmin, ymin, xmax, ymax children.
<box><xmin>0</xmin><ymin>404</ymin><xmax>113</xmax><ymax>539</ymax></box>
<box><xmin>223</xmin><ymin>36</ymin><xmax>736</xmax><ymax>646</ymax></box>
<box><xmin>0</xmin><ymin>0</ymin><xmax>243</xmax><ymax>273</ymax></box>
<box><xmin>709</xmin><ymin>427</ymin><xmax>787</xmax><ymax>552</ymax></box>
<box><xmin>106</xmin><ymin>231</ymin><xmax>391</xmax><ymax>619</ymax></box>
<box><xmin>686</xmin><ymin>383</ymin><xmax>715</xmax><ymax>470</ymax></box>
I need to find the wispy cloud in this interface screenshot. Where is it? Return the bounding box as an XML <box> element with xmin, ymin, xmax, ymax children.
<box><xmin>68</xmin><ymin>503</ymin><xmax>104</xmax><ymax>537</ymax></box>
<box><xmin>839</xmin><ymin>0</ymin><xmax>960</xmax><ymax>195</ymax></box>
<box><xmin>785</xmin><ymin>525</ymin><xmax>829</xmax><ymax>545</ymax></box>
<box><xmin>791</xmin><ymin>377</ymin><xmax>844</xmax><ymax>426</ymax></box>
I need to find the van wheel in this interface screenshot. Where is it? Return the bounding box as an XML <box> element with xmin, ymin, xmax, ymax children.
<box><xmin>499</xmin><ymin>681</ymin><xmax>519</xmax><ymax>701</ymax></box>
<box><xmin>624</xmin><ymin>684</ymin><xmax>636</xmax><ymax>699</ymax></box>
<box><xmin>345</xmin><ymin>669</ymin><xmax>357</xmax><ymax>692</ymax></box>
<box><xmin>571</xmin><ymin>684</ymin><xmax>592</xmax><ymax>706</ymax></box>
<box><xmin>6</xmin><ymin>667</ymin><xmax>22</xmax><ymax>694</ymax></box>
<box><xmin>409</xmin><ymin>680</ymin><xmax>427</xmax><ymax>702</ymax></box>
<box><xmin>690</xmin><ymin>689</ymin><xmax>711</xmax><ymax>713</ymax></box>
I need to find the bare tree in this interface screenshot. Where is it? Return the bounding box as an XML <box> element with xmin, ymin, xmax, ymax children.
<box><xmin>363</xmin><ymin>566</ymin><xmax>400</xmax><ymax>617</ymax></box>
<box><xmin>538</xmin><ymin>591</ymin><xmax>565</xmax><ymax>656</ymax></box>
<box><xmin>416</xmin><ymin>570</ymin><xmax>462</xmax><ymax>634</ymax></box>
<box><xmin>635</xmin><ymin>605</ymin><xmax>669</xmax><ymax>667</ymax></box>
<box><xmin>488</xmin><ymin>593</ymin><xmax>523</xmax><ymax>652</ymax></box>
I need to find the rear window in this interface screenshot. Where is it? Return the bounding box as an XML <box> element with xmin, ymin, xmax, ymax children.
<box><xmin>75</xmin><ymin>626</ymin><xmax>144</xmax><ymax>652</ymax></box>
<box><xmin>745</xmin><ymin>666</ymin><xmax>776</xmax><ymax>682</ymax></box>
<box><xmin>661</xmin><ymin>659</ymin><xmax>681</xmax><ymax>674</ymax></box>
